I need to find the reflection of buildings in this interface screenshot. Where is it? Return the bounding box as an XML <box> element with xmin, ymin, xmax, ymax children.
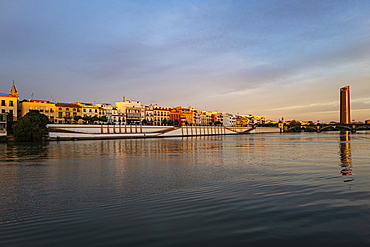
<box><xmin>339</xmin><ymin>132</ymin><xmax>354</xmax><ymax>182</ymax></box>
<box><xmin>340</xmin><ymin>86</ymin><xmax>351</xmax><ymax>124</ymax></box>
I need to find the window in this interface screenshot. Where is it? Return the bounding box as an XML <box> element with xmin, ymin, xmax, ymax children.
<box><xmin>1</xmin><ymin>100</ymin><xmax>5</xmax><ymax>106</ymax></box>
<box><xmin>58</xmin><ymin>112</ymin><xmax>62</xmax><ymax>118</ymax></box>
<box><xmin>83</xmin><ymin>109</ymin><xmax>86</xmax><ymax>112</ymax></box>
<box><xmin>66</xmin><ymin>108</ymin><xmax>69</xmax><ymax>111</ymax></box>
<box><xmin>73</xmin><ymin>108</ymin><xmax>76</xmax><ymax>111</ymax></box>
<box><xmin>59</xmin><ymin>108</ymin><xmax>62</xmax><ymax>110</ymax></box>
<box><xmin>9</xmin><ymin>110</ymin><xmax>13</xmax><ymax>115</ymax></box>
<box><xmin>9</xmin><ymin>101</ymin><xmax>13</xmax><ymax>106</ymax></box>
<box><xmin>50</xmin><ymin>108</ymin><xmax>54</xmax><ymax>112</ymax></box>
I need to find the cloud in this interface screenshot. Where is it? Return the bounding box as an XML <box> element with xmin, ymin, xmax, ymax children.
<box><xmin>1</xmin><ymin>0</ymin><xmax>370</xmax><ymax>122</ymax></box>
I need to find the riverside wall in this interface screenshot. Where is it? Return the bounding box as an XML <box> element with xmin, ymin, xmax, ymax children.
<box><xmin>47</xmin><ymin>124</ymin><xmax>281</xmax><ymax>140</ymax></box>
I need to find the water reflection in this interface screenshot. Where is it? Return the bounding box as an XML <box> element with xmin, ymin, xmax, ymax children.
<box><xmin>339</xmin><ymin>132</ymin><xmax>354</xmax><ymax>182</ymax></box>
<box><xmin>0</xmin><ymin>142</ymin><xmax>49</xmax><ymax>162</ymax></box>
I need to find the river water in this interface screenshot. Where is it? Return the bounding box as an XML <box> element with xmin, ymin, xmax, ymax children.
<box><xmin>1</xmin><ymin>132</ymin><xmax>370</xmax><ymax>246</ymax></box>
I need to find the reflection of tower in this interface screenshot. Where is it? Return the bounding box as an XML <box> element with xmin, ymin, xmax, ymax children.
<box><xmin>340</xmin><ymin>86</ymin><xmax>350</xmax><ymax>124</ymax></box>
<box><xmin>339</xmin><ymin>132</ymin><xmax>354</xmax><ymax>182</ymax></box>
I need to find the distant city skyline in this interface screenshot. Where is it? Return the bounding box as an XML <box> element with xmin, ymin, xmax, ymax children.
<box><xmin>1</xmin><ymin>1</ymin><xmax>370</xmax><ymax>122</ymax></box>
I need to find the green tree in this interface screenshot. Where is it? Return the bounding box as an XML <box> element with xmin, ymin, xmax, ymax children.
<box><xmin>13</xmin><ymin>110</ymin><xmax>48</xmax><ymax>141</ymax></box>
<box><xmin>142</xmin><ymin>119</ymin><xmax>148</xmax><ymax>125</ymax></box>
<box><xmin>174</xmin><ymin>120</ymin><xmax>179</xmax><ymax>126</ymax></box>
<box><xmin>161</xmin><ymin>119</ymin><xmax>168</xmax><ymax>126</ymax></box>
<box><xmin>74</xmin><ymin>115</ymin><xmax>82</xmax><ymax>123</ymax></box>
<box><xmin>91</xmin><ymin>116</ymin><xmax>99</xmax><ymax>123</ymax></box>
<box><xmin>6</xmin><ymin>112</ymin><xmax>14</xmax><ymax>135</ymax></box>
<box><xmin>82</xmin><ymin>116</ymin><xmax>92</xmax><ymax>123</ymax></box>
<box><xmin>99</xmin><ymin>116</ymin><xmax>108</xmax><ymax>123</ymax></box>
<box><xmin>214</xmin><ymin>121</ymin><xmax>222</xmax><ymax>126</ymax></box>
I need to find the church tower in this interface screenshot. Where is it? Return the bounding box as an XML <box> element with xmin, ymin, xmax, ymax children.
<box><xmin>9</xmin><ymin>81</ymin><xmax>18</xmax><ymax>98</ymax></box>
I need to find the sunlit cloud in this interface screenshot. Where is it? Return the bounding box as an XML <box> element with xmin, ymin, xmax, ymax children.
<box><xmin>1</xmin><ymin>0</ymin><xmax>370</xmax><ymax>122</ymax></box>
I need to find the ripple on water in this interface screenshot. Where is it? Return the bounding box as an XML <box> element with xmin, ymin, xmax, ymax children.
<box><xmin>1</xmin><ymin>133</ymin><xmax>370</xmax><ymax>246</ymax></box>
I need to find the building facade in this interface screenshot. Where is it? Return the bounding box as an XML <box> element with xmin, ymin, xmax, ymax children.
<box><xmin>340</xmin><ymin>86</ymin><xmax>351</xmax><ymax>124</ymax></box>
<box><xmin>55</xmin><ymin>103</ymin><xmax>82</xmax><ymax>124</ymax></box>
<box><xmin>20</xmin><ymin>99</ymin><xmax>56</xmax><ymax>122</ymax></box>
<box><xmin>0</xmin><ymin>83</ymin><xmax>18</xmax><ymax>121</ymax></box>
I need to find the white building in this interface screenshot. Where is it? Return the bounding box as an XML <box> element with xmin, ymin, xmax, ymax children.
<box><xmin>115</xmin><ymin>97</ymin><xmax>145</xmax><ymax>124</ymax></box>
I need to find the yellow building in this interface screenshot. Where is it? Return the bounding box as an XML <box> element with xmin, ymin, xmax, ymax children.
<box><xmin>55</xmin><ymin>103</ymin><xmax>82</xmax><ymax>124</ymax></box>
<box><xmin>0</xmin><ymin>83</ymin><xmax>18</xmax><ymax>121</ymax></box>
<box><xmin>235</xmin><ymin>115</ymin><xmax>252</xmax><ymax>127</ymax></box>
<box><xmin>20</xmin><ymin>99</ymin><xmax>56</xmax><ymax>122</ymax></box>
<box><xmin>77</xmin><ymin>102</ymin><xmax>100</xmax><ymax>119</ymax></box>
<box><xmin>153</xmin><ymin>107</ymin><xmax>170</xmax><ymax>125</ymax></box>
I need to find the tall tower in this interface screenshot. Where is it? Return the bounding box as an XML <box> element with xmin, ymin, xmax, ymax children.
<box><xmin>340</xmin><ymin>86</ymin><xmax>350</xmax><ymax>124</ymax></box>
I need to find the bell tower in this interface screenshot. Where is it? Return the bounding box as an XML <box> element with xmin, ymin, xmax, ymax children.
<box><xmin>9</xmin><ymin>81</ymin><xmax>18</xmax><ymax>98</ymax></box>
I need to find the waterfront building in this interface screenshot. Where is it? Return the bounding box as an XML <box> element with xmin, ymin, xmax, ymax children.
<box><xmin>199</xmin><ymin>111</ymin><xmax>210</xmax><ymax>126</ymax></box>
<box><xmin>211</xmin><ymin>112</ymin><xmax>223</xmax><ymax>125</ymax></box>
<box><xmin>115</xmin><ymin>97</ymin><xmax>144</xmax><ymax>124</ymax></box>
<box><xmin>174</xmin><ymin>107</ymin><xmax>194</xmax><ymax>126</ymax></box>
<box><xmin>75</xmin><ymin>102</ymin><xmax>99</xmax><ymax>123</ymax></box>
<box><xmin>340</xmin><ymin>86</ymin><xmax>351</xmax><ymax>124</ymax></box>
<box><xmin>20</xmin><ymin>99</ymin><xmax>56</xmax><ymax>123</ymax></box>
<box><xmin>95</xmin><ymin>103</ymin><xmax>114</xmax><ymax>123</ymax></box>
<box><xmin>153</xmin><ymin>107</ymin><xmax>170</xmax><ymax>125</ymax></box>
<box><xmin>222</xmin><ymin>113</ymin><xmax>234</xmax><ymax>127</ymax></box>
<box><xmin>144</xmin><ymin>104</ymin><xmax>157</xmax><ymax>125</ymax></box>
<box><xmin>55</xmin><ymin>102</ymin><xmax>82</xmax><ymax>124</ymax></box>
<box><xmin>111</xmin><ymin>107</ymin><xmax>125</xmax><ymax>125</ymax></box>
<box><xmin>169</xmin><ymin>108</ymin><xmax>181</xmax><ymax>126</ymax></box>
<box><xmin>235</xmin><ymin>115</ymin><xmax>253</xmax><ymax>127</ymax></box>
<box><xmin>253</xmin><ymin>115</ymin><xmax>266</xmax><ymax>125</ymax></box>
<box><xmin>0</xmin><ymin>82</ymin><xmax>19</xmax><ymax>121</ymax></box>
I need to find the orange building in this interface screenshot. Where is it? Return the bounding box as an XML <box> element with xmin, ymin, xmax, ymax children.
<box><xmin>340</xmin><ymin>86</ymin><xmax>351</xmax><ymax>124</ymax></box>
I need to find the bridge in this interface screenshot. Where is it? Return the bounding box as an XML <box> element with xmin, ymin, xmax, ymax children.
<box><xmin>286</xmin><ymin>123</ymin><xmax>370</xmax><ymax>133</ymax></box>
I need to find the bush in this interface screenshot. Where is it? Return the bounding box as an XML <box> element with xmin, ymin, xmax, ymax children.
<box><xmin>13</xmin><ymin>110</ymin><xmax>49</xmax><ymax>141</ymax></box>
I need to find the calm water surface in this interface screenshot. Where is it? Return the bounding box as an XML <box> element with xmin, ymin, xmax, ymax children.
<box><xmin>1</xmin><ymin>132</ymin><xmax>370</xmax><ymax>246</ymax></box>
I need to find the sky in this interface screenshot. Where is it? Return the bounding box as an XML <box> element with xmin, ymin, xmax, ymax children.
<box><xmin>1</xmin><ymin>0</ymin><xmax>370</xmax><ymax>122</ymax></box>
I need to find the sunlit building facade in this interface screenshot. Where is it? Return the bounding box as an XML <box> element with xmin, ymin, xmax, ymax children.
<box><xmin>0</xmin><ymin>83</ymin><xmax>18</xmax><ymax>121</ymax></box>
<box><xmin>55</xmin><ymin>103</ymin><xmax>82</xmax><ymax>124</ymax></box>
<box><xmin>20</xmin><ymin>99</ymin><xmax>56</xmax><ymax>123</ymax></box>
<box><xmin>340</xmin><ymin>86</ymin><xmax>351</xmax><ymax>124</ymax></box>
